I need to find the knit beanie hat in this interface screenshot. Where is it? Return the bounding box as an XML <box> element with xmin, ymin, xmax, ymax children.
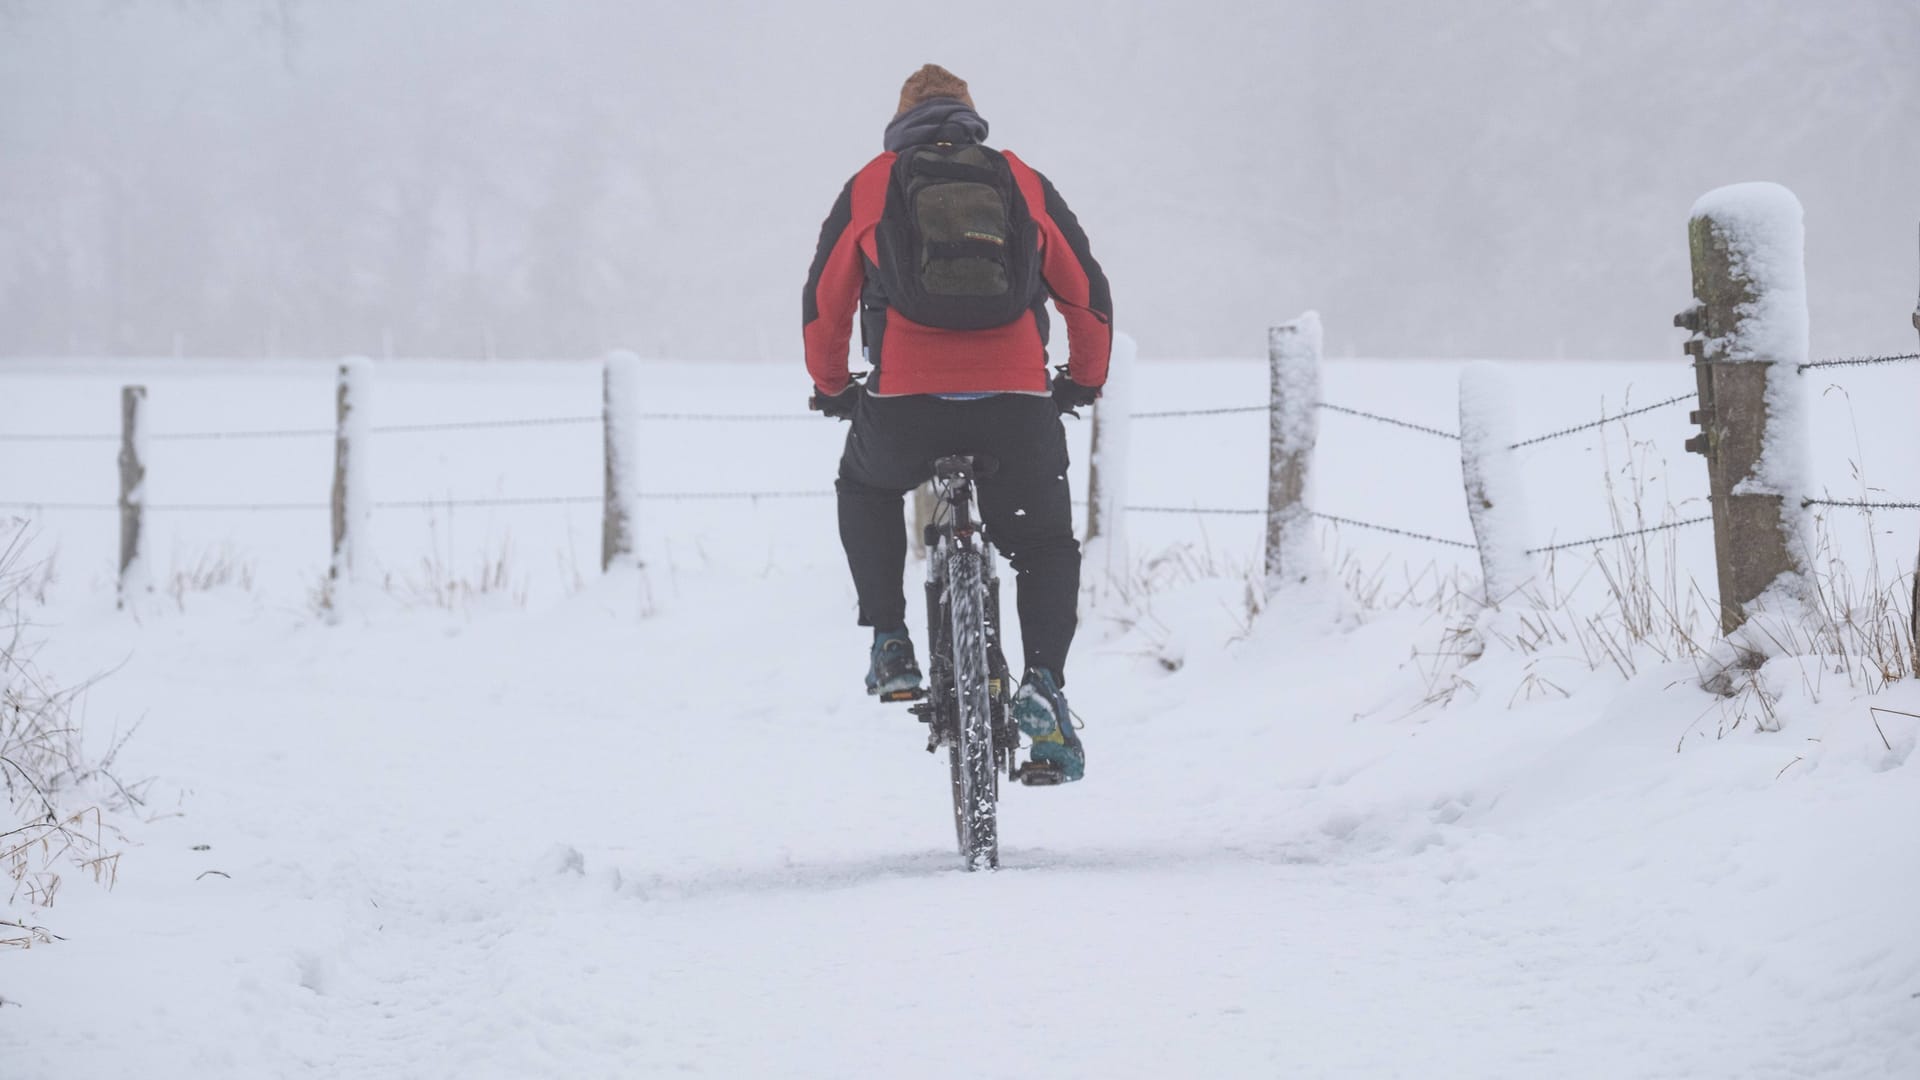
<box><xmin>896</xmin><ymin>64</ymin><xmax>975</xmax><ymax>117</ymax></box>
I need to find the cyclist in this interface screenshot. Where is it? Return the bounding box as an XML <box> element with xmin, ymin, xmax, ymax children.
<box><xmin>804</xmin><ymin>64</ymin><xmax>1112</xmax><ymax>783</ymax></box>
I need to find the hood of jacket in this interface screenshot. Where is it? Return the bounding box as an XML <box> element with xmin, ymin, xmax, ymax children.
<box><xmin>883</xmin><ymin>97</ymin><xmax>989</xmax><ymax>152</ymax></box>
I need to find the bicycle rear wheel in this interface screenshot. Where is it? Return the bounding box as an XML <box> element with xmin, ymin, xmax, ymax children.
<box><xmin>946</xmin><ymin>547</ymin><xmax>998</xmax><ymax>870</ymax></box>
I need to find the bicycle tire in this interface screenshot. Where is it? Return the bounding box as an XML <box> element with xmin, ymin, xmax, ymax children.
<box><xmin>947</xmin><ymin>547</ymin><xmax>999</xmax><ymax>870</ymax></box>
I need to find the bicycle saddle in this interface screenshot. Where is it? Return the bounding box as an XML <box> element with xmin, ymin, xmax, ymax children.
<box><xmin>932</xmin><ymin>454</ymin><xmax>1001</xmax><ymax>481</ymax></box>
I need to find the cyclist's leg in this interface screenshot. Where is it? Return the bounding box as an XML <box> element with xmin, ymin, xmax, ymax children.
<box><xmin>835</xmin><ymin>392</ymin><xmax>938</xmax><ymax>632</ymax></box>
<box><xmin>971</xmin><ymin>395</ymin><xmax>1080</xmax><ymax>685</ymax></box>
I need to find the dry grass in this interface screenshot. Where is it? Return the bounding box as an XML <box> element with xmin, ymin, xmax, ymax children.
<box><xmin>386</xmin><ymin>541</ymin><xmax>527</xmax><ymax>611</ymax></box>
<box><xmin>1086</xmin><ymin>531</ymin><xmax>1262</xmax><ymax>669</ymax></box>
<box><xmin>1412</xmin><ymin>411</ymin><xmax>1916</xmax><ymax>731</ymax></box>
<box><xmin>2</xmin><ymin>526</ymin><xmax>139</xmax><ymax>944</ymax></box>
<box><xmin>166</xmin><ymin>544</ymin><xmax>256</xmax><ymax>611</ymax></box>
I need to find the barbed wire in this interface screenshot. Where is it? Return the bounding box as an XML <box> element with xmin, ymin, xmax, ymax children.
<box><xmin>1804</xmin><ymin>497</ymin><xmax>1920</xmax><ymax>512</ymax></box>
<box><xmin>1316</xmin><ymin>403</ymin><xmax>1461</xmax><ymax>441</ymax></box>
<box><xmin>0</xmin><ymin>433</ymin><xmax>118</xmax><ymax>444</ymax></box>
<box><xmin>376</xmin><ymin>495</ymin><xmax>597</xmax><ymax>510</ymax></box>
<box><xmin>155</xmin><ymin>427</ymin><xmax>334</xmax><ymax>441</ymax></box>
<box><xmin>150</xmin><ymin>501</ymin><xmax>326</xmax><ymax>511</ymax></box>
<box><xmin>1508</xmin><ymin>392</ymin><xmax>1694</xmax><ymax>450</ymax></box>
<box><xmin>377</xmin><ymin>492</ymin><xmax>834</xmax><ymax>509</ymax></box>
<box><xmin>1309</xmin><ymin>511</ymin><xmax>1480</xmax><ymax>550</ymax></box>
<box><xmin>1526</xmin><ymin>515</ymin><xmax>1711</xmax><ymax>555</ymax></box>
<box><xmin>634</xmin><ymin>490</ymin><xmax>834</xmax><ymax>501</ymax></box>
<box><xmin>1799</xmin><ymin>352</ymin><xmax>1920</xmax><ymax>372</ymax></box>
<box><xmin>374</xmin><ymin>416</ymin><xmax>598</xmax><ymax>434</ymax></box>
<box><xmin>1121</xmin><ymin>504</ymin><xmax>1478</xmax><ymax>550</ymax></box>
<box><xmin>631</xmin><ymin>412</ymin><xmax>815</xmax><ymax>423</ymax></box>
<box><xmin>1131</xmin><ymin>405</ymin><xmax>1267</xmax><ymax>419</ymax></box>
<box><xmin>1122</xmin><ymin>504</ymin><xmax>1266</xmax><ymax>516</ymax></box>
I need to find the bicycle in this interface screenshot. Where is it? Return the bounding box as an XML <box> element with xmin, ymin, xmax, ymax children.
<box><xmin>877</xmin><ymin>453</ymin><xmax>1062</xmax><ymax>871</ymax></box>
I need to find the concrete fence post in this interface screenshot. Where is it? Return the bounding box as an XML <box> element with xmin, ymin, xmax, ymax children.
<box><xmin>602</xmin><ymin>350</ymin><xmax>642</xmax><ymax>572</ymax></box>
<box><xmin>1085</xmin><ymin>331</ymin><xmax>1136</xmax><ymax>549</ymax></box>
<box><xmin>327</xmin><ymin>357</ymin><xmax>373</xmax><ymax>602</ymax></box>
<box><xmin>1265</xmin><ymin>313</ymin><xmax>1322</xmax><ymax>592</ymax></box>
<box><xmin>116</xmin><ymin>385</ymin><xmax>148</xmax><ymax>610</ymax></box>
<box><xmin>1676</xmin><ymin>183</ymin><xmax>1811</xmax><ymax>635</ymax></box>
<box><xmin>1458</xmin><ymin>362</ymin><xmax>1531</xmax><ymax>605</ymax></box>
<box><xmin>911</xmin><ymin>482</ymin><xmax>936</xmax><ymax>560</ymax></box>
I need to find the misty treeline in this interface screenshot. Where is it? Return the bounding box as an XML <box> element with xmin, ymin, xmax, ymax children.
<box><xmin>0</xmin><ymin>0</ymin><xmax>1914</xmax><ymax>361</ymax></box>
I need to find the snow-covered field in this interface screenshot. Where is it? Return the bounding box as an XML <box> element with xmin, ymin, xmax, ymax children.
<box><xmin>4</xmin><ymin>355</ymin><xmax>1919</xmax><ymax>1078</ymax></box>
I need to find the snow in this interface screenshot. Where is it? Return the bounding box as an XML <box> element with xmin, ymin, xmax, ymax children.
<box><xmin>1456</xmin><ymin>361</ymin><xmax>1531</xmax><ymax>604</ymax></box>
<box><xmin>4</xmin><ymin>355</ymin><xmax>1920</xmax><ymax>1077</ymax></box>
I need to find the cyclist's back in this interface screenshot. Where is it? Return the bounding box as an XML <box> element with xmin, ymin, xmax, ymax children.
<box><xmin>804</xmin><ymin>64</ymin><xmax>1113</xmax><ymax>783</ymax></box>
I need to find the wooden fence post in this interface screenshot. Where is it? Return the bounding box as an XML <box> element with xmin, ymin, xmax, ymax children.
<box><xmin>1676</xmin><ymin>183</ymin><xmax>1810</xmax><ymax>635</ymax></box>
<box><xmin>1265</xmin><ymin>313</ymin><xmax>1322</xmax><ymax>592</ymax></box>
<box><xmin>1458</xmin><ymin>362</ymin><xmax>1530</xmax><ymax>605</ymax></box>
<box><xmin>328</xmin><ymin>358</ymin><xmax>372</xmax><ymax>599</ymax></box>
<box><xmin>116</xmin><ymin>385</ymin><xmax>148</xmax><ymax>610</ymax></box>
<box><xmin>1085</xmin><ymin>331</ymin><xmax>1136</xmax><ymax>550</ymax></box>
<box><xmin>602</xmin><ymin>350</ymin><xmax>641</xmax><ymax>571</ymax></box>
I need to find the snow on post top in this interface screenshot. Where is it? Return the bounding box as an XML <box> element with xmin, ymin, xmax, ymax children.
<box><xmin>1270</xmin><ymin>310</ymin><xmax>1323</xmax><ymax>358</ymax></box>
<box><xmin>1688</xmin><ymin>182</ymin><xmax>1808</xmax><ymax>367</ymax></box>
<box><xmin>1268</xmin><ymin>311</ymin><xmax>1323</xmax><ymax>452</ymax></box>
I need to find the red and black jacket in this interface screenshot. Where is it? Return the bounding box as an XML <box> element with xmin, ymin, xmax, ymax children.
<box><xmin>803</xmin><ymin>149</ymin><xmax>1112</xmax><ymax>398</ymax></box>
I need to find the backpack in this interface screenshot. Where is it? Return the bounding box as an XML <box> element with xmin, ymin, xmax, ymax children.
<box><xmin>875</xmin><ymin>143</ymin><xmax>1040</xmax><ymax>331</ymax></box>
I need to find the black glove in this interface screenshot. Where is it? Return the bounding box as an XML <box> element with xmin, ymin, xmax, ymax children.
<box><xmin>1051</xmin><ymin>374</ymin><xmax>1101</xmax><ymax>416</ymax></box>
<box><xmin>809</xmin><ymin>383</ymin><xmax>860</xmax><ymax>421</ymax></box>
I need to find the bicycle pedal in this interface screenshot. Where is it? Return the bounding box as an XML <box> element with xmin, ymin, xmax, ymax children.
<box><xmin>1014</xmin><ymin>762</ymin><xmax>1068</xmax><ymax>787</ymax></box>
<box><xmin>879</xmin><ymin>687</ymin><xmax>927</xmax><ymax>703</ymax></box>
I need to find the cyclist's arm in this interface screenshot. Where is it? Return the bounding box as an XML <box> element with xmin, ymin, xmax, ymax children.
<box><xmin>803</xmin><ymin>156</ymin><xmax>894</xmax><ymax>397</ymax></box>
<box><xmin>1004</xmin><ymin>153</ymin><xmax>1113</xmax><ymax>388</ymax></box>
<box><xmin>802</xmin><ymin>178</ymin><xmax>860</xmax><ymax>397</ymax></box>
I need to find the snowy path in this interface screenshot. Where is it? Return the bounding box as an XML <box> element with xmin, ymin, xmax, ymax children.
<box><xmin>8</xmin><ymin>561</ymin><xmax>1919</xmax><ymax>1079</ymax></box>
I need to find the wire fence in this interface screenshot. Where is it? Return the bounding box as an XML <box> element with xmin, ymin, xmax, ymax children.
<box><xmin>6</xmin><ymin>346</ymin><xmax>1918</xmax><ymax>563</ymax></box>
<box><xmin>1136</xmin><ymin>388</ymin><xmax>1698</xmax><ymax>452</ymax></box>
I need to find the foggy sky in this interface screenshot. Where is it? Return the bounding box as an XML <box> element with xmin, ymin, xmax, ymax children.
<box><xmin>1</xmin><ymin>0</ymin><xmax>1915</xmax><ymax>361</ymax></box>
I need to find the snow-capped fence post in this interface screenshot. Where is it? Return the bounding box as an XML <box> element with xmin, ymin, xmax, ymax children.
<box><xmin>116</xmin><ymin>384</ymin><xmax>148</xmax><ymax>610</ymax></box>
<box><xmin>1084</xmin><ymin>330</ymin><xmax>1136</xmax><ymax>563</ymax></box>
<box><xmin>1264</xmin><ymin>313</ymin><xmax>1322</xmax><ymax>592</ymax></box>
<box><xmin>1676</xmin><ymin>183</ymin><xmax>1810</xmax><ymax>635</ymax></box>
<box><xmin>1458</xmin><ymin>362</ymin><xmax>1530</xmax><ymax>605</ymax></box>
<box><xmin>327</xmin><ymin>357</ymin><xmax>373</xmax><ymax>599</ymax></box>
<box><xmin>602</xmin><ymin>350</ymin><xmax>642</xmax><ymax>572</ymax></box>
